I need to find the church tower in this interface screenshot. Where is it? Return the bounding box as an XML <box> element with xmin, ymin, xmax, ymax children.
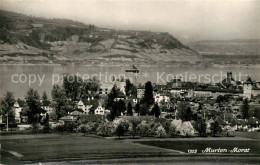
<box><xmin>243</xmin><ymin>76</ymin><xmax>253</xmax><ymax>100</ymax></box>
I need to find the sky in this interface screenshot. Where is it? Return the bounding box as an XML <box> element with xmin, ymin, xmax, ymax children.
<box><xmin>0</xmin><ymin>0</ymin><xmax>259</xmax><ymax>43</ymax></box>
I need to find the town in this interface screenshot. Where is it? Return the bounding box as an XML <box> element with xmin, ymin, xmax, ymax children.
<box><xmin>0</xmin><ymin>66</ymin><xmax>259</xmax><ymax>138</ymax></box>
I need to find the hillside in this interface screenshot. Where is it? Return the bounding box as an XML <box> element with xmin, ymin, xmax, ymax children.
<box><xmin>188</xmin><ymin>39</ymin><xmax>260</xmax><ymax>65</ymax></box>
<box><xmin>188</xmin><ymin>39</ymin><xmax>260</xmax><ymax>56</ymax></box>
<box><xmin>0</xmin><ymin>10</ymin><xmax>200</xmax><ymax>65</ymax></box>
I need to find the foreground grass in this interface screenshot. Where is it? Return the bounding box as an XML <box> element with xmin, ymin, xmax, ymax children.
<box><xmin>0</xmin><ymin>133</ymin><xmax>170</xmax><ymax>164</ymax></box>
<box><xmin>1</xmin><ymin>133</ymin><xmax>259</xmax><ymax>164</ymax></box>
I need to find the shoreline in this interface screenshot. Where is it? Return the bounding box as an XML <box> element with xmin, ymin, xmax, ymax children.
<box><xmin>0</xmin><ymin>63</ymin><xmax>259</xmax><ymax>68</ymax></box>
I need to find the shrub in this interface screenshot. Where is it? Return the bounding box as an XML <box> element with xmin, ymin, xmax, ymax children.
<box><xmin>53</xmin><ymin>124</ymin><xmax>65</xmax><ymax>132</ymax></box>
<box><xmin>178</xmin><ymin>122</ymin><xmax>195</xmax><ymax>137</ymax></box>
<box><xmin>223</xmin><ymin>125</ymin><xmax>235</xmax><ymax>137</ymax></box>
<box><xmin>97</xmin><ymin>122</ymin><xmax>114</xmax><ymax>137</ymax></box>
<box><xmin>43</xmin><ymin>122</ymin><xmax>51</xmax><ymax>133</ymax></box>
<box><xmin>32</xmin><ymin>123</ymin><xmax>40</xmax><ymax>133</ymax></box>
<box><xmin>137</xmin><ymin>121</ymin><xmax>151</xmax><ymax>137</ymax></box>
<box><xmin>210</xmin><ymin>121</ymin><xmax>222</xmax><ymax>137</ymax></box>
<box><xmin>64</xmin><ymin>122</ymin><xmax>78</xmax><ymax>132</ymax></box>
<box><xmin>149</xmin><ymin>122</ymin><xmax>162</xmax><ymax>135</ymax></box>
<box><xmin>156</xmin><ymin>126</ymin><xmax>166</xmax><ymax>138</ymax></box>
<box><xmin>169</xmin><ymin>120</ymin><xmax>182</xmax><ymax>136</ymax></box>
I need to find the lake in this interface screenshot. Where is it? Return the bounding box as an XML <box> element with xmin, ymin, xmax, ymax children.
<box><xmin>0</xmin><ymin>64</ymin><xmax>259</xmax><ymax>99</ymax></box>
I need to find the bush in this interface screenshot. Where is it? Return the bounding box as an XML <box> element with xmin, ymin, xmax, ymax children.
<box><xmin>64</xmin><ymin>122</ymin><xmax>78</xmax><ymax>132</ymax></box>
<box><xmin>223</xmin><ymin>125</ymin><xmax>235</xmax><ymax>137</ymax></box>
<box><xmin>178</xmin><ymin>122</ymin><xmax>195</xmax><ymax>137</ymax></box>
<box><xmin>156</xmin><ymin>126</ymin><xmax>166</xmax><ymax>138</ymax></box>
<box><xmin>149</xmin><ymin>122</ymin><xmax>162</xmax><ymax>135</ymax></box>
<box><xmin>137</xmin><ymin>121</ymin><xmax>151</xmax><ymax>137</ymax></box>
<box><xmin>54</xmin><ymin>124</ymin><xmax>65</xmax><ymax>132</ymax></box>
<box><xmin>97</xmin><ymin>122</ymin><xmax>114</xmax><ymax>137</ymax></box>
<box><xmin>43</xmin><ymin>122</ymin><xmax>51</xmax><ymax>133</ymax></box>
<box><xmin>32</xmin><ymin>123</ymin><xmax>40</xmax><ymax>133</ymax></box>
<box><xmin>210</xmin><ymin>121</ymin><xmax>222</xmax><ymax>137</ymax></box>
<box><xmin>169</xmin><ymin>120</ymin><xmax>182</xmax><ymax>136</ymax></box>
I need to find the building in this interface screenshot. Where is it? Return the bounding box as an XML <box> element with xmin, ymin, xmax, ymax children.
<box><xmin>222</xmin><ymin>70</ymin><xmax>236</xmax><ymax>88</ymax></box>
<box><xmin>77</xmin><ymin>100</ymin><xmax>92</xmax><ymax>114</ymax></box>
<box><xmin>94</xmin><ymin>105</ymin><xmax>110</xmax><ymax>115</ymax></box>
<box><xmin>137</xmin><ymin>87</ymin><xmax>145</xmax><ymax>99</ymax></box>
<box><xmin>154</xmin><ymin>92</ymin><xmax>170</xmax><ymax>103</ymax></box>
<box><xmin>243</xmin><ymin>76</ymin><xmax>260</xmax><ymax>100</ymax></box>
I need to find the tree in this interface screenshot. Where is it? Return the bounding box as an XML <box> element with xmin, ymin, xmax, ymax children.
<box><xmin>42</xmin><ymin>91</ymin><xmax>50</xmax><ymax>106</ymax></box>
<box><xmin>127</xmin><ymin>102</ymin><xmax>133</xmax><ymax>116</ymax></box>
<box><xmin>210</xmin><ymin>121</ymin><xmax>222</xmax><ymax>137</ymax></box>
<box><xmin>125</xmin><ymin>79</ymin><xmax>131</xmax><ymax>96</ymax></box>
<box><xmin>115</xmin><ymin>124</ymin><xmax>125</xmax><ymax>139</ymax></box>
<box><xmin>144</xmin><ymin>81</ymin><xmax>154</xmax><ymax>105</ymax></box>
<box><xmin>194</xmin><ymin>119</ymin><xmax>207</xmax><ymax>137</ymax></box>
<box><xmin>151</xmin><ymin>103</ymin><xmax>160</xmax><ymax>117</ymax></box>
<box><xmin>63</xmin><ymin>75</ymin><xmax>83</xmax><ymax>100</ymax></box>
<box><xmin>140</xmin><ymin>103</ymin><xmax>149</xmax><ymax>116</ymax></box>
<box><xmin>177</xmin><ymin>102</ymin><xmax>192</xmax><ymax>121</ymax></box>
<box><xmin>128</xmin><ymin>122</ymin><xmax>138</xmax><ymax>138</ymax></box>
<box><xmin>106</xmin><ymin>85</ymin><xmax>120</xmax><ymax>110</ymax></box>
<box><xmin>241</xmin><ymin>99</ymin><xmax>249</xmax><ymax>119</ymax></box>
<box><xmin>135</xmin><ymin>103</ymin><xmax>140</xmax><ymax>115</ymax></box>
<box><xmin>51</xmin><ymin>84</ymin><xmax>68</xmax><ymax>120</ymax></box>
<box><xmin>25</xmin><ymin>88</ymin><xmax>43</xmax><ymax>123</ymax></box>
<box><xmin>0</xmin><ymin>91</ymin><xmax>15</xmax><ymax>123</ymax></box>
<box><xmin>117</xmin><ymin>100</ymin><xmax>126</xmax><ymax>115</ymax></box>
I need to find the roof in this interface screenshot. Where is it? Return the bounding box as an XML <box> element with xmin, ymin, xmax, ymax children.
<box><xmin>244</xmin><ymin>76</ymin><xmax>253</xmax><ymax>84</ymax></box>
<box><xmin>59</xmin><ymin>115</ymin><xmax>76</xmax><ymax>121</ymax></box>
<box><xmin>79</xmin><ymin>114</ymin><xmax>104</xmax><ymax>123</ymax></box>
<box><xmin>70</xmin><ymin>110</ymin><xmax>84</xmax><ymax>116</ymax></box>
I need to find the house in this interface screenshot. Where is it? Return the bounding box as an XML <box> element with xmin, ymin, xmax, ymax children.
<box><xmin>137</xmin><ymin>87</ymin><xmax>145</xmax><ymax>99</ymax></box>
<box><xmin>154</xmin><ymin>92</ymin><xmax>170</xmax><ymax>103</ymax></box>
<box><xmin>77</xmin><ymin>100</ymin><xmax>92</xmax><ymax>114</ymax></box>
<box><xmin>94</xmin><ymin>105</ymin><xmax>110</xmax><ymax>115</ymax></box>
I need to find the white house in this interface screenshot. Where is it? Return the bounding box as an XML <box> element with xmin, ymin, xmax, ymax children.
<box><xmin>154</xmin><ymin>93</ymin><xmax>170</xmax><ymax>103</ymax></box>
<box><xmin>94</xmin><ymin>105</ymin><xmax>110</xmax><ymax>115</ymax></box>
<box><xmin>77</xmin><ymin>100</ymin><xmax>92</xmax><ymax>114</ymax></box>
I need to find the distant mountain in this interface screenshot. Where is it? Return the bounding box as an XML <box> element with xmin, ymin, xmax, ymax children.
<box><xmin>188</xmin><ymin>39</ymin><xmax>260</xmax><ymax>56</ymax></box>
<box><xmin>0</xmin><ymin>10</ymin><xmax>200</xmax><ymax>65</ymax></box>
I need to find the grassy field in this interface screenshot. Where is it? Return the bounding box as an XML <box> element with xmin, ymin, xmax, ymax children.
<box><xmin>1</xmin><ymin>133</ymin><xmax>259</xmax><ymax>164</ymax></box>
<box><xmin>0</xmin><ymin>133</ymin><xmax>170</xmax><ymax>164</ymax></box>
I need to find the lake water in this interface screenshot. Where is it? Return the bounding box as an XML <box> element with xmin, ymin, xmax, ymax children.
<box><xmin>0</xmin><ymin>64</ymin><xmax>259</xmax><ymax>99</ymax></box>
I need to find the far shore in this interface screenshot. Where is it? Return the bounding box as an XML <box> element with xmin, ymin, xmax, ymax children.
<box><xmin>0</xmin><ymin>63</ymin><xmax>259</xmax><ymax>68</ymax></box>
